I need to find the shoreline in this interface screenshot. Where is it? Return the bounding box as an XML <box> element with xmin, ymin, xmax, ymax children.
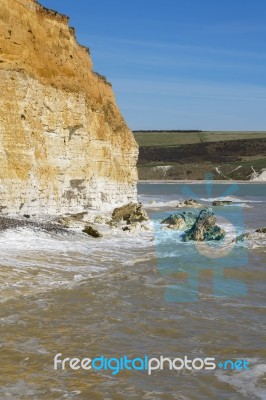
<box><xmin>138</xmin><ymin>179</ymin><xmax>266</xmax><ymax>184</ymax></box>
<box><xmin>0</xmin><ymin>215</ymin><xmax>70</xmax><ymax>234</ymax></box>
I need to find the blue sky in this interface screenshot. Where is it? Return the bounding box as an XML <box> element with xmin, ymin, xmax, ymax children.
<box><xmin>40</xmin><ymin>0</ymin><xmax>266</xmax><ymax>130</ymax></box>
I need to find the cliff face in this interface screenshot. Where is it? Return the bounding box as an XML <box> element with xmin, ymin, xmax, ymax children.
<box><xmin>0</xmin><ymin>0</ymin><xmax>138</xmax><ymax>214</ymax></box>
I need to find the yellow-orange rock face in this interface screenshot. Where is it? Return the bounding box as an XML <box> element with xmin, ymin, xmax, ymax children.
<box><xmin>0</xmin><ymin>0</ymin><xmax>138</xmax><ymax>214</ymax></box>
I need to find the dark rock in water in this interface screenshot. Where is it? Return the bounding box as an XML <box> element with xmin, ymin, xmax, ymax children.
<box><xmin>161</xmin><ymin>211</ymin><xmax>197</xmax><ymax>230</ymax></box>
<box><xmin>203</xmin><ymin>225</ymin><xmax>226</xmax><ymax>241</ymax></box>
<box><xmin>235</xmin><ymin>232</ymin><xmax>252</xmax><ymax>242</ymax></box>
<box><xmin>182</xmin><ymin>211</ymin><xmax>198</xmax><ymax>228</ymax></box>
<box><xmin>255</xmin><ymin>228</ymin><xmax>266</xmax><ymax>234</ymax></box>
<box><xmin>182</xmin><ymin>207</ymin><xmax>225</xmax><ymax>241</ymax></box>
<box><xmin>212</xmin><ymin>200</ymin><xmax>232</xmax><ymax>206</ymax></box>
<box><xmin>234</xmin><ymin>229</ymin><xmax>266</xmax><ymax>245</ymax></box>
<box><xmin>112</xmin><ymin>202</ymin><xmax>149</xmax><ymax>225</ymax></box>
<box><xmin>82</xmin><ymin>225</ymin><xmax>102</xmax><ymax>238</ymax></box>
<box><xmin>23</xmin><ymin>214</ymin><xmax>30</xmax><ymax>218</ymax></box>
<box><xmin>176</xmin><ymin>199</ymin><xmax>202</xmax><ymax>208</ymax></box>
<box><xmin>57</xmin><ymin>212</ymin><xmax>89</xmax><ymax>228</ymax></box>
<box><xmin>161</xmin><ymin>214</ymin><xmax>186</xmax><ymax>230</ymax></box>
<box><xmin>183</xmin><ymin>199</ymin><xmax>201</xmax><ymax>206</ymax></box>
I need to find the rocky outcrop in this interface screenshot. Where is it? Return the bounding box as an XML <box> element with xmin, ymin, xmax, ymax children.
<box><xmin>234</xmin><ymin>229</ymin><xmax>266</xmax><ymax>246</ymax></box>
<box><xmin>182</xmin><ymin>208</ymin><xmax>225</xmax><ymax>241</ymax></box>
<box><xmin>161</xmin><ymin>211</ymin><xmax>197</xmax><ymax>230</ymax></box>
<box><xmin>0</xmin><ymin>0</ymin><xmax>138</xmax><ymax>214</ymax></box>
<box><xmin>176</xmin><ymin>199</ymin><xmax>203</xmax><ymax>208</ymax></box>
<box><xmin>57</xmin><ymin>212</ymin><xmax>88</xmax><ymax>227</ymax></box>
<box><xmin>161</xmin><ymin>208</ymin><xmax>225</xmax><ymax>241</ymax></box>
<box><xmin>235</xmin><ymin>232</ymin><xmax>252</xmax><ymax>243</ymax></box>
<box><xmin>212</xmin><ymin>200</ymin><xmax>232</xmax><ymax>206</ymax></box>
<box><xmin>82</xmin><ymin>225</ymin><xmax>102</xmax><ymax>238</ymax></box>
<box><xmin>255</xmin><ymin>228</ymin><xmax>266</xmax><ymax>233</ymax></box>
<box><xmin>235</xmin><ymin>228</ymin><xmax>266</xmax><ymax>242</ymax></box>
<box><xmin>112</xmin><ymin>202</ymin><xmax>149</xmax><ymax>225</ymax></box>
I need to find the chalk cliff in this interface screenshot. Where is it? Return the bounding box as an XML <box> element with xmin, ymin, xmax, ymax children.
<box><xmin>0</xmin><ymin>0</ymin><xmax>138</xmax><ymax>214</ymax></box>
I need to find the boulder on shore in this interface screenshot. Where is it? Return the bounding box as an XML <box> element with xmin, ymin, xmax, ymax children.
<box><xmin>184</xmin><ymin>199</ymin><xmax>201</xmax><ymax>206</ymax></box>
<box><xmin>234</xmin><ymin>229</ymin><xmax>266</xmax><ymax>244</ymax></box>
<box><xmin>112</xmin><ymin>202</ymin><xmax>149</xmax><ymax>225</ymax></box>
<box><xmin>82</xmin><ymin>225</ymin><xmax>102</xmax><ymax>238</ymax></box>
<box><xmin>255</xmin><ymin>228</ymin><xmax>266</xmax><ymax>234</ymax></box>
<box><xmin>122</xmin><ymin>221</ymin><xmax>150</xmax><ymax>232</ymax></box>
<box><xmin>57</xmin><ymin>212</ymin><xmax>89</xmax><ymax>227</ymax></box>
<box><xmin>161</xmin><ymin>211</ymin><xmax>197</xmax><ymax>230</ymax></box>
<box><xmin>212</xmin><ymin>200</ymin><xmax>232</xmax><ymax>206</ymax></box>
<box><xmin>234</xmin><ymin>232</ymin><xmax>252</xmax><ymax>242</ymax></box>
<box><xmin>176</xmin><ymin>199</ymin><xmax>202</xmax><ymax>208</ymax></box>
<box><xmin>182</xmin><ymin>208</ymin><xmax>225</xmax><ymax>241</ymax></box>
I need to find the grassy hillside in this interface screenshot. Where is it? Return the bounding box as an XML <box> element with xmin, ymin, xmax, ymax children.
<box><xmin>133</xmin><ymin>131</ymin><xmax>266</xmax><ymax>180</ymax></box>
<box><xmin>133</xmin><ymin>130</ymin><xmax>266</xmax><ymax>147</ymax></box>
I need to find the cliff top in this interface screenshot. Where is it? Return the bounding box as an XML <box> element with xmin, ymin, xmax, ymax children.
<box><xmin>0</xmin><ymin>0</ymin><xmax>112</xmax><ymax>99</ymax></box>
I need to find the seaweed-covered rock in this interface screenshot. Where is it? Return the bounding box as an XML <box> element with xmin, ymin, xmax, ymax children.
<box><xmin>203</xmin><ymin>225</ymin><xmax>226</xmax><ymax>241</ymax></box>
<box><xmin>57</xmin><ymin>212</ymin><xmax>89</xmax><ymax>227</ymax></box>
<box><xmin>255</xmin><ymin>228</ymin><xmax>266</xmax><ymax>233</ymax></box>
<box><xmin>176</xmin><ymin>199</ymin><xmax>202</xmax><ymax>208</ymax></box>
<box><xmin>161</xmin><ymin>211</ymin><xmax>197</xmax><ymax>230</ymax></box>
<box><xmin>234</xmin><ymin>232</ymin><xmax>252</xmax><ymax>242</ymax></box>
<box><xmin>182</xmin><ymin>208</ymin><xmax>225</xmax><ymax>241</ymax></box>
<box><xmin>161</xmin><ymin>214</ymin><xmax>186</xmax><ymax>230</ymax></box>
<box><xmin>183</xmin><ymin>199</ymin><xmax>201</xmax><ymax>206</ymax></box>
<box><xmin>212</xmin><ymin>200</ymin><xmax>232</xmax><ymax>206</ymax></box>
<box><xmin>82</xmin><ymin>225</ymin><xmax>102</xmax><ymax>238</ymax></box>
<box><xmin>182</xmin><ymin>211</ymin><xmax>200</xmax><ymax>228</ymax></box>
<box><xmin>112</xmin><ymin>203</ymin><xmax>149</xmax><ymax>225</ymax></box>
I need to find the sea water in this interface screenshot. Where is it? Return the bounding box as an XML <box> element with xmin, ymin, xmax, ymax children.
<box><xmin>0</xmin><ymin>183</ymin><xmax>265</xmax><ymax>399</ymax></box>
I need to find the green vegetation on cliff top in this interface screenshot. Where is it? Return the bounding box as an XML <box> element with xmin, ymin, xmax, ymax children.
<box><xmin>133</xmin><ymin>130</ymin><xmax>266</xmax><ymax>147</ymax></box>
<box><xmin>133</xmin><ymin>131</ymin><xmax>266</xmax><ymax>180</ymax></box>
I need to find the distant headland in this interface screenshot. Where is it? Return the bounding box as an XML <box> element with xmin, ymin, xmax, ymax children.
<box><xmin>133</xmin><ymin>130</ymin><xmax>266</xmax><ymax>181</ymax></box>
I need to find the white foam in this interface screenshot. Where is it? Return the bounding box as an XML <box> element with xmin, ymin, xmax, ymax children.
<box><xmin>200</xmin><ymin>195</ymin><xmax>262</xmax><ymax>203</ymax></box>
<box><xmin>216</xmin><ymin>362</ymin><xmax>266</xmax><ymax>400</ymax></box>
<box><xmin>144</xmin><ymin>200</ymin><xmax>180</xmax><ymax>208</ymax></box>
<box><xmin>0</xmin><ymin>227</ymin><xmax>154</xmax><ymax>303</ymax></box>
<box><xmin>142</xmin><ymin>196</ymin><xmax>260</xmax><ymax>209</ymax></box>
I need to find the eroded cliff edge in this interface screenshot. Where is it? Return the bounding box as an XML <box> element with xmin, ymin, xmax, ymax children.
<box><xmin>0</xmin><ymin>0</ymin><xmax>138</xmax><ymax>214</ymax></box>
